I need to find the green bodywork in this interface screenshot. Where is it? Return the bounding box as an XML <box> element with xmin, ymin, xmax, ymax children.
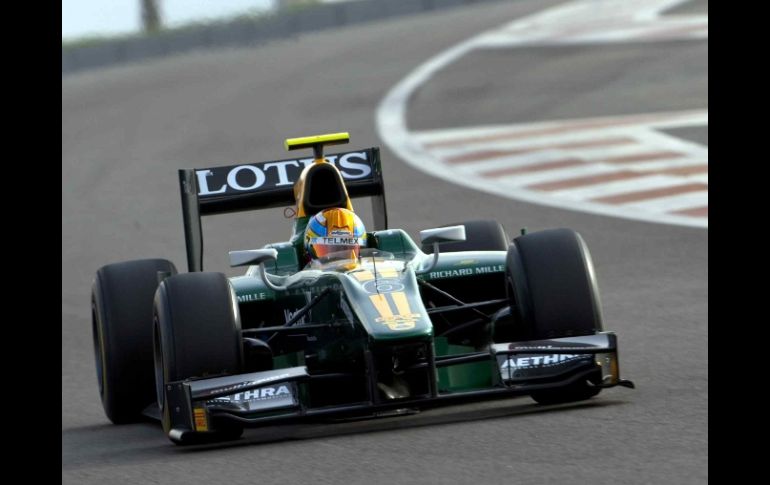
<box><xmin>229</xmin><ymin>228</ymin><xmax>507</xmax><ymax>392</ymax></box>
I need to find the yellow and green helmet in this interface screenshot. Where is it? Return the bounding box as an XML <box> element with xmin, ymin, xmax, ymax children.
<box><xmin>304</xmin><ymin>208</ymin><xmax>367</xmax><ymax>260</ymax></box>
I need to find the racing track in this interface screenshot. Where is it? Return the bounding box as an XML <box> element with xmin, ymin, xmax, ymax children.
<box><xmin>62</xmin><ymin>1</ymin><xmax>708</xmax><ymax>483</ymax></box>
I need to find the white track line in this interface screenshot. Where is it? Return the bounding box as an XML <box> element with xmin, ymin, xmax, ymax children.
<box><xmin>619</xmin><ymin>157</ymin><xmax>707</xmax><ymax>172</ymax></box>
<box><xmin>623</xmin><ymin>190</ymin><xmax>708</xmax><ymax>212</ymax></box>
<box><xmin>687</xmin><ymin>174</ymin><xmax>708</xmax><ymax>185</ymax></box>
<box><xmin>414</xmin><ymin>109</ymin><xmax>708</xmax><ymax>148</ymax></box>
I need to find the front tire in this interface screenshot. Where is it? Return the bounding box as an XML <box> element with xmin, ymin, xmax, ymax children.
<box><xmin>506</xmin><ymin>228</ymin><xmax>603</xmax><ymax>339</ymax></box>
<box><xmin>503</xmin><ymin>228</ymin><xmax>604</xmax><ymax>404</ymax></box>
<box><xmin>91</xmin><ymin>258</ymin><xmax>177</xmax><ymax>424</ymax></box>
<box><xmin>153</xmin><ymin>272</ymin><xmax>244</xmax><ymax>444</ymax></box>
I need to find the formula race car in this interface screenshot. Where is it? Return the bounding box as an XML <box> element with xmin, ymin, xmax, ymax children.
<box><xmin>91</xmin><ymin>133</ymin><xmax>634</xmax><ymax>445</ymax></box>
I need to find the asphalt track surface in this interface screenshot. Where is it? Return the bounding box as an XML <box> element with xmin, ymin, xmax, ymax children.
<box><xmin>62</xmin><ymin>1</ymin><xmax>708</xmax><ymax>483</ymax></box>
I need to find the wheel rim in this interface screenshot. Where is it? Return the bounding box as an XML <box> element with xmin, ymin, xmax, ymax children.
<box><xmin>153</xmin><ymin>315</ymin><xmax>165</xmax><ymax>410</ymax></box>
<box><xmin>91</xmin><ymin>303</ymin><xmax>104</xmax><ymax>399</ymax></box>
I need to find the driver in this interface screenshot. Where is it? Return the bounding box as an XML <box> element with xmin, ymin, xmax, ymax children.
<box><xmin>304</xmin><ymin>207</ymin><xmax>367</xmax><ymax>263</ymax></box>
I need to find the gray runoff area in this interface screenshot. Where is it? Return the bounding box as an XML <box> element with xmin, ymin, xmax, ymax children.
<box><xmin>62</xmin><ymin>0</ymin><xmax>707</xmax><ymax>484</ymax></box>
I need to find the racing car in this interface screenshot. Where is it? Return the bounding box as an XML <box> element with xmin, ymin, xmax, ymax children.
<box><xmin>91</xmin><ymin>132</ymin><xmax>634</xmax><ymax>444</ymax></box>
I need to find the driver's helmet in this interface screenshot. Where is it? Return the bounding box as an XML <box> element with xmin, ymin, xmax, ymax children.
<box><xmin>304</xmin><ymin>208</ymin><xmax>367</xmax><ymax>261</ymax></box>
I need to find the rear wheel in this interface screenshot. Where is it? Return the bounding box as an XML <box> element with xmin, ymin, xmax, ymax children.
<box><xmin>503</xmin><ymin>228</ymin><xmax>603</xmax><ymax>404</ymax></box>
<box><xmin>153</xmin><ymin>272</ymin><xmax>244</xmax><ymax>444</ymax></box>
<box><xmin>91</xmin><ymin>259</ymin><xmax>177</xmax><ymax>424</ymax></box>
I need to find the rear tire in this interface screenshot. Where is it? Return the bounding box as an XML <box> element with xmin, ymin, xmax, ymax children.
<box><xmin>153</xmin><ymin>272</ymin><xmax>244</xmax><ymax>444</ymax></box>
<box><xmin>503</xmin><ymin>228</ymin><xmax>603</xmax><ymax>404</ymax></box>
<box><xmin>91</xmin><ymin>258</ymin><xmax>177</xmax><ymax>424</ymax></box>
<box><xmin>422</xmin><ymin>220</ymin><xmax>509</xmax><ymax>253</ymax></box>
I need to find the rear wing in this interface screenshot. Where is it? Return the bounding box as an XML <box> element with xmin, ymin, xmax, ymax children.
<box><xmin>178</xmin><ymin>148</ymin><xmax>387</xmax><ymax>272</ymax></box>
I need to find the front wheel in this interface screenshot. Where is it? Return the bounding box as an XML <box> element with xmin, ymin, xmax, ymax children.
<box><xmin>503</xmin><ymin>228</ymin><xmax>604</xmax><ymax>404</ymax></box>
<box><xmin>506</xmin><ymin>228</ymin><xmax>603</xmax><ymax>340</ymax></box>
<box><xmin>92</xmin><ymin>258</ymin><xmax>177</xmax><ymax>424</ymax></box>
<box><xmin>153</xmin><ymin>272</ymin><xmax>244</xmax><ymax>444</ymax></box>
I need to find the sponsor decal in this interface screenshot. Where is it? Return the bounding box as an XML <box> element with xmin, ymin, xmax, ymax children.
<box><xmin>282</xmin><ymin>291</ymin><xmax>312</xmax><ymax>325</ymax></box>
<box><xmin>308</xmin><ymin>236</ymin><xmax>364</xmax><ymax>245</ymax></box>
<box><xmin>196</xmin><ymin>151</ymin><xmax>373</xmax><ymax>197</ymax></box>
<box><xmin>193</xmin><ymin>407</ymin><xmax>208</xmax><ymax>432</ymax></box>
<box><xmin>429</xmin><ymin>268</ymin><xmax>473</xmax><ymax>279</ymax></box>
<box><xmin>428</xmin><ymin>265</ymin><xmax>504</xmax><ymax>279</ymax></box>
<box><xmin>509</xmin><ymin>344</ymin><xmax>556</xmax><ymax>350</ymax></box>
<box><xmin>284</xmin><ymin>307</ymin><xmax>309</xmax><ymax>325</ymax></box>
<box><xmin>222</xmin><ymin>385</ymin><xmax>291</xmax><ymax>403</ymax></box>
<box><xmin>205</xmin><ymin>373</ymin><xmax>293</xmax><ymax>398</ymax></box>
<box><xmin>208</xmin><ymin>384</ymin><xmax>296</xmax><ymax>412</ymax></box>
<box><xmin>500</xmin><ymin>354</ymin><xmax>588</xmax><ymax>371</ymax></box>
<box><xmin>475</xmin><ymin>264</ymin><xmax>504</xmax><ymax>275</ymax></box>
<box><xmin>362</xmin><ymin>278</ymin><xmax>405</xmax><ymax>294</ymax></box>
<box><xmin>376</xmin><ymin>314</ymin><xmax>420</xmax><ymax>331</ymax></box>
<box><xmin>238</xmin><ymin>292</ymin><xmax>268</xmax><ymax>303</ymax></box>
<box><xmin>507</xmin><ymin>343</ymin><xmax>596</xmax><ymax>351</ymax></box>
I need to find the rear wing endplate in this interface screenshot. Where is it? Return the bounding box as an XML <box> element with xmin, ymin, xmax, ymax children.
<box><xmin>179</xmin><ymin>147</ymin><xmax>387</xmax><ymax>272</ymax></box>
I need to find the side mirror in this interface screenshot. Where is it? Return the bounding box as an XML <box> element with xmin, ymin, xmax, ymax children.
<box><xmin>419</xmin><ymin>225</ymin><xmax>466</xmax><ymax>246</ymax></box>
<box><xmin>228</xmin><ymin>249</ymin><xmax>286</xmax><ymax>291</ymax></box>
<box><xmin>417</xmin><ymin>225</ymin><xmax>466</xmax><ymax>274</ymax></box>
<box><xmin>229</xmin><ymin>249</ymin><xmax>278</xmax><ymax>267</ymax></box>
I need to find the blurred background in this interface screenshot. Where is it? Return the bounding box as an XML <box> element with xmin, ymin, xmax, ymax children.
<box><xmin>62</xmin><ymin>1</ymin><xmax>353</xmax><ymax>39</ymax></box>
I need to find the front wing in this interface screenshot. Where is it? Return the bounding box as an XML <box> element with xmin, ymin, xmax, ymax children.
<box><xmin>163</xmin><ymin>332</ymin><xmax>633</xmax><ymax>441</ymax></box>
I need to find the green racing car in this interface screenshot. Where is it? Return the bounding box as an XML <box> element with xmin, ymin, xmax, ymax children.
<box><xmin>91</xmin><ymin>132</ymin><xmax>634</xmax><ymax>445</ymax></box>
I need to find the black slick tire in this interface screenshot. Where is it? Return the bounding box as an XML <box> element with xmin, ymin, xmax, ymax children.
<box><xmin>503</xmin><ymin>228</ymin><xmax>603</xmax><ymax>404</ymax></box>
<box><xmin>153</xmin><ymin>272</ymin><xmax>244</xmax><ymax>444</ymax></box>
<box><xmin>92</xmin><ymin>258</ymin><xmax>177</xmax><ymax>424</ymax></box>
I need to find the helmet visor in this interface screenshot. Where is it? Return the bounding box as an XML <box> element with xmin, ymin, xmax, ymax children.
<box><xmin>314</xmin><ymin>245</ymin><xmax>361</xmax><ymax>260</ymax></box>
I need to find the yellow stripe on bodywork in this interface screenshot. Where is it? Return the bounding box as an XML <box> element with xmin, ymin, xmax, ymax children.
<box><xmin>390</xmin><ymin>292</ymin><xmax>412</xmax><ymax>316</ymax></box>
<box><xmin>353</xmin><ymin>270</ymin><xmax>375</xmax><ymax>282</ymax></box>
<box><xmin>377</xmin><ymin>268</ymin><xmax>399</xmax><ymax>278</ymax></box>
<box><xmin>369</xmin><ymin>294</ymin><xmax>393</xmax><ymax>319</ymax></box>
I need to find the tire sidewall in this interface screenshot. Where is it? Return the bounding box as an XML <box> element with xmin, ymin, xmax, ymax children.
<box><xmin>153</xmin><ymin>282</ymin><xmax>174</xmax><ymax>434</ymax></box>
<box><xmin>91</xmin><ymin>259</ymin><xmax>176</xmax><ymax>423</ymax></box>
<box><xmin>506</xmin><ymin>228</ymin><xmax>603</xmax><ymax>339</ymax></box>
<box><xmin>153</xmin><ymin>272</ymin><xmax>243</xmax><ymax>438</ymax></box>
